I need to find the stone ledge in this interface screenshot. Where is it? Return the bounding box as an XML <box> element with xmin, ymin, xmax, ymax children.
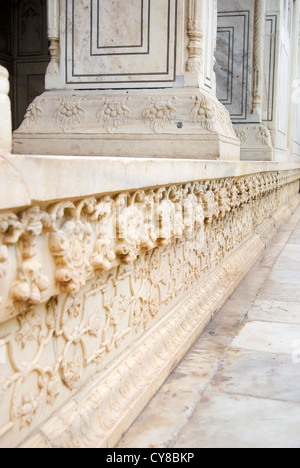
<box><xmin>1</xmin><ymin>154</ymin><xmax>300</xmax><ymax>210</ymax></box>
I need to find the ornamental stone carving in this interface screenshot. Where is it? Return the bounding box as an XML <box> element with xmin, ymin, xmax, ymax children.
<box><xmin>0</xmin><ymin>169</ymin><xmax>299</xmax><ymax>325</ymax></box>
<box><xmin>0</xmin><ymin>168</ymin><xmax>299</xmax><ymax>448</ymax></box>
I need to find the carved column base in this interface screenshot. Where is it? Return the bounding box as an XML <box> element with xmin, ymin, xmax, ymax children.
<box><xmin>234</xmin><ymin>123</ymin><xmax>274</xmax><ymax>161</ymax></box>
<box><xmin>13</xmin><ymin>89</ymin><xmax>240</xmax><ymax>160</ymax></box>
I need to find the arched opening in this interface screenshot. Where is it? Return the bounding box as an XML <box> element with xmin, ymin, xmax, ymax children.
<box><xmin>0</xmin><ymin>0</ymin><xmax>50</xmax><ymax>131</ymax></box>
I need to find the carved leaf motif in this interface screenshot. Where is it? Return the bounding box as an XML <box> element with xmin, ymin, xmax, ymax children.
<box><xmin>55</xmin><ymin>98</ymin><xmax>85</xmax><ymax>131</ymax></box>
<box><xmin>16</xmin><ymin>390</ymin><xmax>39</xmax><ymax>430</ymax></box>
<box><xmin>46</xmin><ymin>377</ymin><xmax>60</xmax><ymax>405</ymax></box>
<box><xmin>87</xmin><ymin>312</ymin><xmax>102</xmax><ymax>337</ymax></box>
<box><xmin>11</xmin><ymin>258</ymin><xmax>50</xmax><ymax>306</ymax></box>
<box><xmin>190</xmin><ymin>94</ymin><xmax>216</xmax><ymax>132</ymax></box>
<box><xmin>256</xmin><ymin>125</ymin><xmax>272</xmax><ymax>147</ymax></box>
<box><xmin>143</xmin><ymin>98</ymin><xmax>177</xmax><ymax>132</ymax></box>
<box><xmin>97</xmin><ymin>98</ymin><xmax>131</xmax><ymax>133</ymax></box>
<box><xmin>19</xmin><ymin>101</ymin><xmax>44</xmax><ymax>131</ymax></box>
<box><xmin>60</xmin><ymin>352</ymin><xmax>82</xmax><ymax>390</ymax></box>
<box><xmin>91</xmin><ymin>239</ymin><xmax>116</xmax><ymax>272</ymax></box>
<box><xmin>235</xmin><ymin>127</ymin><xmax>248</xmax><ymax>142</ymax></box>
<box><xmin>16</xmin><ymin>311</ymin><xmax>42</xmax><ymax>349</ymax></box>
<box><xmin>0</xmin><ymin>213</ymin><xmax>23</xmax><ymax>244</ymax></box>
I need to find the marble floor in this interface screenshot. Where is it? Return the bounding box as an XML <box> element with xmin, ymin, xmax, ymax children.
<box><xmin>118</xmin><ymin>204</ymin><xmax>300</xmax><ymax>449</ymax></box>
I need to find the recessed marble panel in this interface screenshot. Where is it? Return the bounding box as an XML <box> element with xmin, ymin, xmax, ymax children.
<box><xmin>66</xmin><ymin>0</ymin><xmax>177</xmax><ymax>87</ymax></box>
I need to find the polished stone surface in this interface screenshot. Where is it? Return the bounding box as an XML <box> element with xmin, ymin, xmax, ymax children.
<box><xmin>118</xmin><ymin>205</ymin><xmax>300</xmax><ymax>449</ymax></box>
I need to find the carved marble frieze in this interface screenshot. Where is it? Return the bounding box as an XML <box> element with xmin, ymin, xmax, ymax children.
<box><xmin>0</xmin><ymin>169</ymin><xmax>299</xmax><ymax>324</ymax></box>
<box><xmin>0</xmin><ymin>169</ymin><xmax>299</xmax><ymax>447</ymax></box>
<box><xmin>14</xmin><ymin>90</ymin><xmax>236</xmax><ymax>137</ymax></box>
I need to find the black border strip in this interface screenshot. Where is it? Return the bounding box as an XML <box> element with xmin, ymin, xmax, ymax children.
<box><xmin>216</xmin><ymin>27</ymin><xmax>234</xmax><ymax>105</ymax></box>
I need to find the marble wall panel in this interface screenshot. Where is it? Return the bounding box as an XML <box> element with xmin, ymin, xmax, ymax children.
<box><xmin>65</xmin><ymin>0</ymin><xmax>177</xmax><ymax>88</ymax></box>
<box><xmin>216</xmin><ymin>0</ymin><xmax>253</xmax><ymax>122</ymax></box>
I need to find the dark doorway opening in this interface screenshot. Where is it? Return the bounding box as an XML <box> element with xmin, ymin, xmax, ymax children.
<box><xmin>0</xmin><ymin>0</ymin><xmax>50</xmax><ymax>131</ymax></box>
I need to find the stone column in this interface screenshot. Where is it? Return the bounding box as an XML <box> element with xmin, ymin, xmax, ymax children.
<box><xmin>252</xmin><ymin>0</ymin><xmax>266</xmax><ymax>119</ymax></box>
<box><xmin>13</xmin><ymin>0</ymin><xmax>239</xmax><ymax>161</ymax></box>
<box><xmin>46</xmin><ymin>0</ymin><xmax>60</xmax><ymax>83</ymax></box>
<box><xmin>185</xmin><ymin>0</ymin><xmax>206</xmax><ymax>86</ymax></box>
<box><xmin>0</xmin><ymin>66</ymin><xmax>12</xmax><ymax>153</ymax></box>
<box><xmin>215</xmin><ymin>0</ymin><xmax>273</xmax><ymax>161</ymax></box>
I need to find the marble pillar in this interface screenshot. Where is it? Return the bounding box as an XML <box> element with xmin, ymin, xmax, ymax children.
<box><xmin>216</xmin><ymin>0</ymin><xmax>274</xmax><ymax>161</ymax></box>
<box><xmin>12</xmin><ymin>0</ymin><xmax>239</xmax><ymax>160</ymax></box>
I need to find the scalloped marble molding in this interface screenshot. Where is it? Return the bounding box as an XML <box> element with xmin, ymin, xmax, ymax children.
<box><xmin>0</xmin><ymin>169</ymin><xmax>299</xmax><ymax>324</ymax></box>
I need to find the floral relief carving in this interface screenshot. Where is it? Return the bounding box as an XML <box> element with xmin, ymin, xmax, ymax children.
<box><xmin>97</xmin><ymin>98</ymin><xmax>131</xmax><ymax>133</ymax></box>
<box><xmin>19</xmin><ymin>100</ymin><xmax>44</xmax><ymax>131</ymax></box>
<box><xmin>190</xmin><ymin>94</ymin><xmax>217</xmax><ymax>132</ymax></box>
<box><xmin>235</xmin><ymin>127</ymin><xmax>248</xmax><ymax>142</ymax></box>
<box><xmin>10</xmin><ymin>207</ymin><xmax>52</xmax><ymax>310</ymax></box>
<box><xmin>256</xmin><ymin>125</ymin><xmax>273</xmax><ymax>147</ymax></box>
<box><xmin>0</xmin><ymin>170</ymin><xmax>298</xmax><ymax>322</ymax></box>
<box><xmin>0</xmin><ymin>169</ymin><xmax>299</xmax><ymax>445</ymax></box>
<box><xmin>60</xmin><ymin>351</ymin><xmax>82</xmax><ymax>391</ymax></box>
<box><xmin>55</xmin><ymin>98</ymin><xmax>85</xmax><ymax>131</ymax></box>
<box><xmin>16</xmin><ymin>391</ymin><xmax>40</xmax><ymax>430</ymax></box>
<box><xmin>143</xmin><ymin>98</ymin><xmax>177</xmax><ymax>132</ymax></box>
<box><xmin>16</xmin><ymin>310</ymin><xmax>42</xmax><ymax>349</ymax></box>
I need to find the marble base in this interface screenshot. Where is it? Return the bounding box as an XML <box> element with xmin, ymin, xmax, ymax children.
<box><xmin>234</xmin><ymin>124</ymin><xmax>274</xmax><ymax>161</ymax></box>
<box><xmin>13</xmin><ymin>89</ymin><xmax>240</xmax><ymax>160</ymax></box>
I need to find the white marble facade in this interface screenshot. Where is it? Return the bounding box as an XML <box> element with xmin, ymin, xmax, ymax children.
<box><xmin>0</xmin><ymin>0</ymin><xmax>300</xmax><ymax>449</ymax></box>
<box><xmin>12</xmin><ymin>0</ymin><xmax>240</xmax><ymax>160</ymax></box>
<box><xmin>216</xmin><ymin>0</ymin><xmax>300</xmax><ymax>162</ymax></box>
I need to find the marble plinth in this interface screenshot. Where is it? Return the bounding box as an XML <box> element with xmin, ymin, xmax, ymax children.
<box><xmin>13</xmin><ymin>89</ymin><xmax>240</xmax><ymax>160</ymax></box>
